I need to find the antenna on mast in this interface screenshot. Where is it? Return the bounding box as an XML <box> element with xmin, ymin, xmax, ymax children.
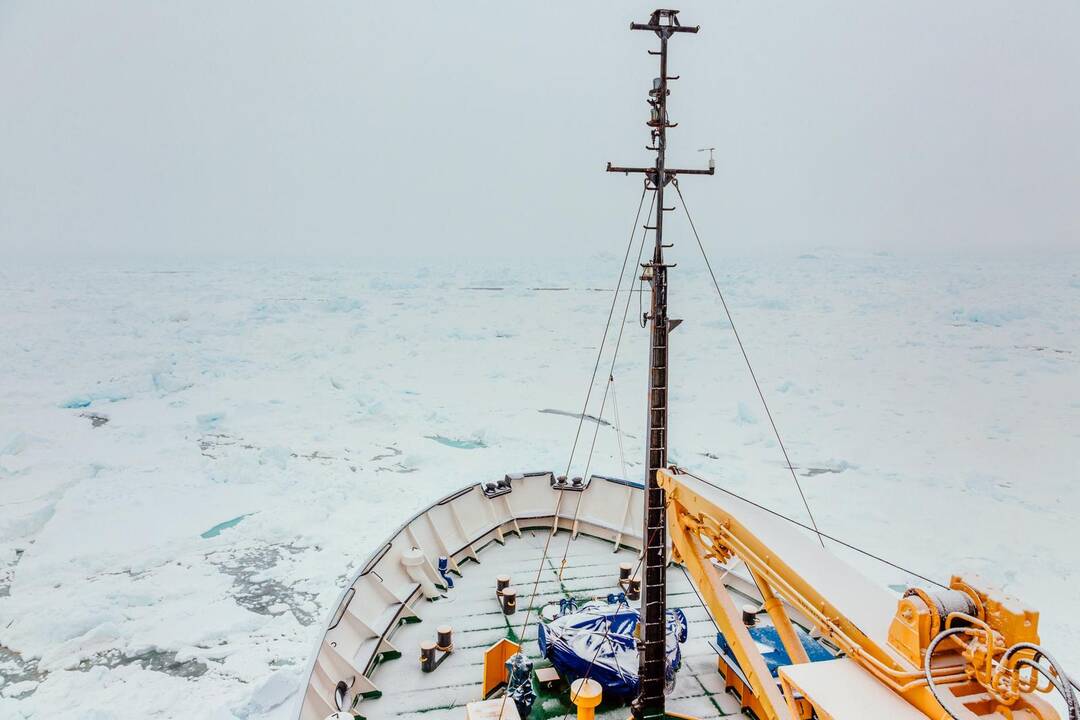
<box><xmin>606</xmin><ymin>8</ymin><xmax>713</xmax><ymax>720</ymax></box>
<box><xmin>698</xmin><ymin>147</ymin><xmax>716</xmax><ymax>171</ymax></box>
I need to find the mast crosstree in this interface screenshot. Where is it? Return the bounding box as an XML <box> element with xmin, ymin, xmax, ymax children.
<box><xmin>606</xmin><ymin>8</ymin><xmax>713</xmax><ymax>719</ymax></box>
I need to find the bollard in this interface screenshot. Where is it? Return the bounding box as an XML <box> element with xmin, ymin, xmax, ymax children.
<box><xmin>420</xmin><ymin>641</ymin><xmax>437</xmax><ymax>672</ymax></box>
<box><xmin>436</xmin><ymin>625</ymin><xmax>453</xmax><ymax>652</ymax></box>
<box><xmin>626</xmin><ymin>577</ymin><xmax>641</xmax><ymax>601</ymax></box>
<box><xmin>569</xmin><ymin>678</ymin><xmax>603</xmax><ymax>720</ymax></box>
<box><xmin>742</xmin><ymin>604</ymin><xmax>758</xmax><ymax>627</ymax></box>
<box><xmin>618</xmin><ymin>562</ymin><xmax>633</xmax><ymax>581</ymax></box>
<box><xmin>496</xmin><ymin>575</ymin><xmax>511</xmax><ymax>593</ymax></box>
<box><xmin>501</xmin><ymin>587</ymin><xmax>517</xmax><ymax>615</ymax></box>
<box><xmin>420</xmin><ymin>628</ymin><xmax>453</xmax><ymax>674</ymax></box>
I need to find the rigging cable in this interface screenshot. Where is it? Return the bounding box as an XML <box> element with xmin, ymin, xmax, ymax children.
<box><xmin>610</xmin><ymin>376</ymin><xmax>628</xmax><ymax>480</ymax></box>
<box><xmin>638</xmin><ymin>274</ymin><xmax>646</xmax><ymax>328</ymax></box>
<box><xmin>501</xmin><ymin>186</ymin><xmax>654</xmax><ymax>720</ymax></box>
<box><xmin>680</xmin><ymin>565</ymin><xmax>720</xmax><ymax>637</ymax></box>
<box><xmin>678</xmin><ymin>467</ymin><xmax>948</xmax><ymax>589</ymax></box>
<box><xmin>561</xmin><ymin>185</ymin><xmax>650</xmax><ymax>482</ymax></box>
<box><xmin>581</xmin><ymin>189</ymin><xmax>655</xmax><ymax>483</ymax></box>
<box><xmin>671</xmin><ymin>182</ymin><xmax>1080</xmax><ymax>710</ymax></box>
<box><xmin>672</xmin><ymin>179</ymin><xmax>824</xmax><ymax>549</ymax></box>
<box><xmin>556</xmin><ymin>188</ymin><xmax>656</xmax><ymax>574</ymax></box>
<box><xmin>554</xmin><ymin>525</ymin><xmax>662</xmax><ymax>720</ymax></box>
<box><xmin>678</xmin><ymin>563</ymin><xmax>726</xmax><ymax>661</ymax></box>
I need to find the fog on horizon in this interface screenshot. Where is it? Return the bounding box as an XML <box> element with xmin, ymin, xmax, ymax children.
<box><xmin>1</xmin><ymin>1</ymin><xmax>1077</xmax><ymax>263</ymax></box>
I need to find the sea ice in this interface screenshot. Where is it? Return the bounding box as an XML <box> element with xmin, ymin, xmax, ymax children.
<box><xmin>0</xmin><ymin>252</ymin><xmax>1076</xmax><ymax>719</ymax></box>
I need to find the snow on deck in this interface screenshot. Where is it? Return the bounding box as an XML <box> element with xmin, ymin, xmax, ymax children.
<box><xmin>357</xmin><ymin>531</ymin><xmax>744</xmax><ymax>720</ymax></box>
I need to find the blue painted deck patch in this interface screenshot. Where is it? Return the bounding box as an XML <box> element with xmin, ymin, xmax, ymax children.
<box><xmin>201</xmin><ymin>514</ymin><xmax>252</xmax><ymax>539</ymax></box>
<box><xmin>425</xmin><ymin>435</ymin><xmax>486</xmax><ymax>449</ymax></box>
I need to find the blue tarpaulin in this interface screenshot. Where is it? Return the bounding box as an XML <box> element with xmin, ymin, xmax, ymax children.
<box><xmin>715</xmin><ymin>623</ymin><xmax>834</xmax><ymax>678</ymax></box>
<box><xmin>537</xmin><ymin>599</ymin><xmax>688</xmax><ymax>701</ymax></box>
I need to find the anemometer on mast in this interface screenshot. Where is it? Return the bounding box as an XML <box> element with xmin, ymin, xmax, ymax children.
<box><xmin>698</xmin><ymin>147</ymin><xmax>716</xmax><ymax>171</ymax></box>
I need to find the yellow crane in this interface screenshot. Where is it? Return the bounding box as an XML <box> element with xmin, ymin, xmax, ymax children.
<box><xmin>660</xmin><ymin>467</ymin><xmax>1075</xmax><ymax>720</ymax></box>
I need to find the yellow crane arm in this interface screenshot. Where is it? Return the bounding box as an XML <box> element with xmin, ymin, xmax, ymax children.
<box><xmin>658</xmin><ymin>467</ymin><xmax>1061</xmax><ymax>720</ymax></box>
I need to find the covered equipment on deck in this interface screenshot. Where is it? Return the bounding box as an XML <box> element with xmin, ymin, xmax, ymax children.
<box><xmin>537</xmin><ymin>599</ymin><xmax>689</xmax><ymax>701</ymax></box>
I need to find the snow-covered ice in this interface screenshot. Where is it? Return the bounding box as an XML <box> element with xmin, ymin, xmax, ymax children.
<box><xmin>0</xmin><ymin>251</ymin><xmax>1077</xmax><ymax>718</ymax></box>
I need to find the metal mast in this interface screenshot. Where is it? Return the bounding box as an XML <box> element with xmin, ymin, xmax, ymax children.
<box><xmin>606</xmin><ymin>9</ymin><xmax>712</xmax><ymax>719</ymax></box>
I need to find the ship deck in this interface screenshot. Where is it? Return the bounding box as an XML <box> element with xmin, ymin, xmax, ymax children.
<box><xmin>356</xmin><ymin>530</ymin><xmax>746</xmax><ymax>720</ymax></box>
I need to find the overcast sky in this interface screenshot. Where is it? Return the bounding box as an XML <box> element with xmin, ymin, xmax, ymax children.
<box><xmin>1</xmin><ymin>1</ymin><xmax>1077</xmax><ymax>262</ymax></box>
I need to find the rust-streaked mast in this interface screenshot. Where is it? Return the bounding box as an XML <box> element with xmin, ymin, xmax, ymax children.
<box><xmin>606</xmin><ymin>8</ymin><xmax>712</xmax><ymax>719</ymax></box>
